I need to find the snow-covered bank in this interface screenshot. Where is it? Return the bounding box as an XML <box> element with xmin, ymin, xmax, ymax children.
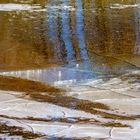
<box><xmin>0</xmin><ymin>68</ymin><xmax>140</xmax><ymax>139</ymax></box>
<box><xmin>0</xmin><ymin>89</ymin><xmax>140</xmax><ymax>139</ymax></box>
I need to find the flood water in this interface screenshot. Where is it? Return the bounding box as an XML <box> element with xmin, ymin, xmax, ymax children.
<box><xmin>0</xmin><ymin>0</ymin><xmax>140</xmax><ymax>74</ymax></box>
<box><xmin>0</xmin><ymin>0</ymin><xmax>140</xmax><ymax>139</ymax></box>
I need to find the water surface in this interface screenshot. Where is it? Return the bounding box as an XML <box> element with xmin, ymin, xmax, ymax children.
<box><xmin>0</xmin><ymin>0</ymin><xmax>140</xmax><ymax>75</ymax></box>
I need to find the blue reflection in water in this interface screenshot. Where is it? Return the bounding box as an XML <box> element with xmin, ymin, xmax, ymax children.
<box><xmin>47</xmin><ymin>1</ymin><xmax>64</xmax><ymax>60</ymax></box>
<box><xmin>76</xmin><ymin>0</ymin><xmax>93</xmax><ymax>71</ymax></box>
<box><xmin>48</xmin><ymin>1</ymin><xmax>57</xmax><ymax>42</ymax></box>
<box><xmin>61</xmin><ymin>0</ymin><xmax>75</xmax><ymax>61</ymax></box>
<box><xmin>47</xmin><ymin>0</ymin><xmax>93</xmax><ymax>71</ymax></box>
<box><xmin>76</xmin><ymin>0</ymin><xmax>88</xmax><ymax>59</ymax></box>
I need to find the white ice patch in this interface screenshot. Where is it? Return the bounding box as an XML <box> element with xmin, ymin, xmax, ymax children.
<box><xmin>110</xmin><ymin>4</ymin><xmax>138</xmax><ymax>9</ymax></box>
<box><xmin>0</xmin><ymin>3</ymin><xmax>43</xmax><ymax>11</ymax></box>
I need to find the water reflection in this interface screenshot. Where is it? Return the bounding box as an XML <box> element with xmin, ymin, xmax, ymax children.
<box><xmin>76</xmin><ymin>0</ymin><xmax>88</xmax><ymax>60</ymax></box>
<box><xmin>0</xmin><ymin>0</ymin><xmax>140</xmax><ymax>74</ymax></box>
<box><xmin>0</xmin><ymin>67</ymin><xmax>98</xmax><ymax>85</ymax></box>
<box><xmin>61</xmin><ymin>0</ymin><xmax>74</xmax><ymax>61</ymax></box>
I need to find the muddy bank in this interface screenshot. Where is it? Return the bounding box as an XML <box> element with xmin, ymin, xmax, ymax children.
<box><xmin>0</xmin><ymin>75</ymin><xmax>63</xmax><ymax>93</ymax></box>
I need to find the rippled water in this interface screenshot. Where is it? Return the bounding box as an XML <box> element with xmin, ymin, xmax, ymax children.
<box><xmin>0</xmin><ymin>0</ymin><xmax>140</xmax><ymax>75</ymax></box>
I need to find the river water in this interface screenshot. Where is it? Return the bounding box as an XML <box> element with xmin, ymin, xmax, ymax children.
<box><xmin>0</xmin><ymin>0</ymin><xmax>140</xmax><ymax>139</ymax></box>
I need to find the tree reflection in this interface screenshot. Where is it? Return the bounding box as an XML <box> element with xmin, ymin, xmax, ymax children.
<box><xmin>0</xmin><ymin>0</ymin><xmax>140</xmax><ymax>72</ymax></box>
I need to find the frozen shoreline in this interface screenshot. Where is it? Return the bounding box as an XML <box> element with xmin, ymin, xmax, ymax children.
<box><xmin>0</xmin><ymin>68</ymin><xmax>140</xmax><ymax>139</ymax></box>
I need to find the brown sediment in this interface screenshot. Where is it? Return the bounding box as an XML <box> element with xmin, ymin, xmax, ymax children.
<box><xmin>0</xmin><ymin>75</ymin><xmax>138</xmax><ymax>121</ymax></box>
<box><xmin>98</xmin><ymin>111</ymin><xmax>134</xmax><ymax>120</ymax></box>
<box><xmin>20</xmin><ymin>117</ymin><xmax>130</xmax><ymax>127</ymax></box>
<box><xmin>40</xmin><ymin>136</ymin><xmax>90</xmax><ymax>140</ymax></box>
<box><xmin>25</xmin><ymin>92</ymin><xmax>109</xmax><ymax>110</ymax></box>
<box><xmin>26</xmin><ymin>92</ymin><xmax>139</xmax><ymax>120</ymax></box>
<box><xmin>0</xmin><ymin>75</ymin><xmax>64</xmax><ymax>93</ymax></box>
<box><xmin>0</xmin><ymin>123</ymin><xmax>43</xmax><ymax>139</ymax></box>
<box><xmin>103</xmin><ymin>122</ymin><xmax>129</xmax><ymax>127</ymax></box>
<box><xmin>121</xmin><ymin>73</ymin><xmax>140</xmax><ymax>83</ymax></box>
<box><xmin>25</xmin><ymin>116</ymin><xmax>99</xmax><ymax>124</ymax></box>
<box><xmin>29</xmin><ymin>117</ymin><xmax>130</xmax><ymax>127</ymax></box>
<box><xmin>0</xmin><ymin>114</ymin><xmax>99</xmax><ymax>125</ymax></box>
<box><xmin>0</xmin><ymin>114</ymin><xmax>129</xmax><ymax>128</ymax></box>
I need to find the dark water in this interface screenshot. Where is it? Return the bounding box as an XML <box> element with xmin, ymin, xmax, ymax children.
<box><xmin>0</xmin><ymin>0</ymin><xmax>140</xmax><ymax>74</ymax></box>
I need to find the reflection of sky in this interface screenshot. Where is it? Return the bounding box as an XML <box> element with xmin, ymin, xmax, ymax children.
<box><xmin>47</xmin><ymin>0</ymin><xmax>75</xmax><ymax>61</ymax></box>
<box><xmin>48</xmin><ymin>1</ymin><xmax>58</xmax><ymax>42</ymax></box>
<box><xmin>61</xmin><ymin>0</ymin><xmax>74</xmax><ymax>61</ymax></box>
<box><xmin>47</xmin><ymin>0</ymin><xmax>63</xmax><ymax>60</ymax></box>
<box><xmin>47</xmin><ymin>0</ymin><xmax>91</xmax><ymax>63</ymax></box>
<box><xmin>76</xmin><ymin>0</ymin><xmax>88</xmax><ymax>60</ymax></box>
<box><xmin>47</xmin><ymin>0</ymin><xmax>93</xmax><ymax>70</ymax></box>
<box><xmin>76</xmin><ymin>0</ymin><xmax>92</xmax><ymax>71</ymax></box>
<box><xmin>47</xmin><ymin>0</ymin><xmax>140</xmax><ymax>57</ymax></box>
<box><xmin>45</xmin><ymin>0</ymin><xmax>140</xmax><ymax>74</ymax></box>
